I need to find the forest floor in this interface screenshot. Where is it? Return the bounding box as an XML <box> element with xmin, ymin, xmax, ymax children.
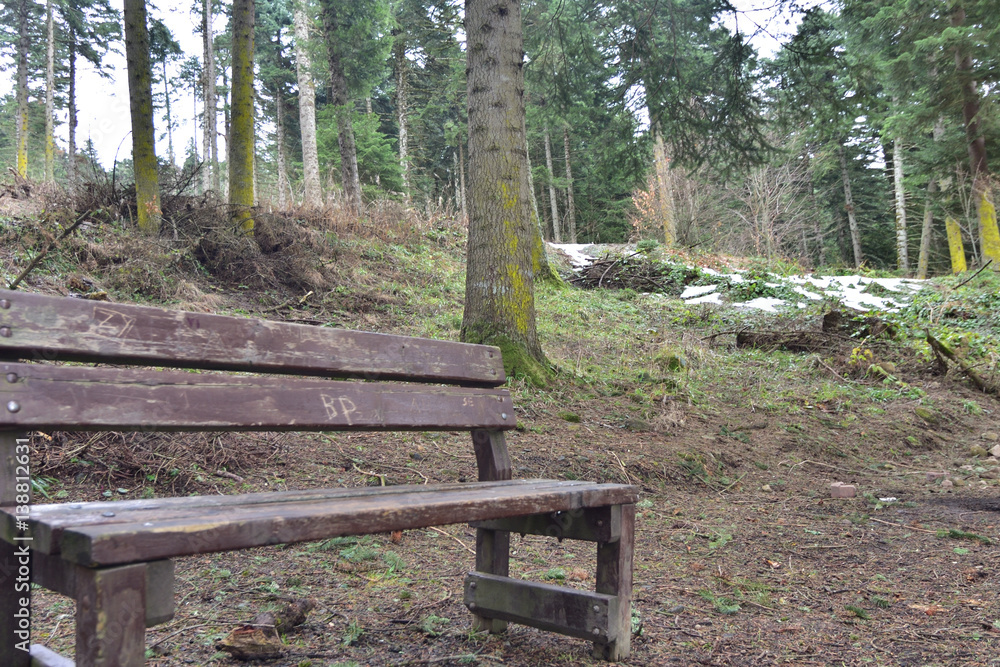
<box><xmin>3</xmin><ymin>197</ymin><xmax>1000</xmax><ymax>666</ymax></box>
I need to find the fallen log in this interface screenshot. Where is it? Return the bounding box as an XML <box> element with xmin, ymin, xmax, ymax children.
<box><xmin>926</xmin><ymin>332</ymin><xmax>999</xmax><ymax>396</ymax></box>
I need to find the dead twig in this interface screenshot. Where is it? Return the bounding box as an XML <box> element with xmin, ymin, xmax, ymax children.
<box><xmin>8</xmin><ymin>209</ymin><xmax>93</xmax><ymax>290</ymax></box>
<box><xmin>952</xmin><ymin>259</ymin><xmax>993</xmax><ymax>290</ymax></box>
<box><xmin>426</xmin><ymin>526</ymin><xmax>475</xmax><ymax>555</ymax></box>
<box><xmin>869</xmin><ymin>518</ymin><xmax>936</xmax><ymax>534</ymax></box>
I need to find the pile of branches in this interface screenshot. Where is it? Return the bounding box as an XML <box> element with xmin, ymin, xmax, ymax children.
<box><xmin>568</xmin><ymin>254</ymin><xmax>700</xmax><ymax>294</ymax></box>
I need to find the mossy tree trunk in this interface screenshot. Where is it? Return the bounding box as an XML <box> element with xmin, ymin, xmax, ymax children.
<box><xmin>229</xmin><ymin>0</ymin><xmax>255</xmax><ymax>234</ymax></box>
<box><xmin>945</xmin><ymin>215</ymin><xmax>967</xmax><ymax>273</ymax></box>
<box><xmin>916</xmin><ymin>179</ymin><xmax>936</xmax><ymax>279</ymax></box>
<box><xmin>462</xmin><ymin>0</ymin><xmax>550</xmax><ymax>385</ymax></box>
<box><xmin>952</xmin><ymin>5</ymin><xmax>1000</xmax><ymax>268</ymax></box>
<box><xmin>293</xmin><ymin>0</ymin><xmax>322</xmax><ymax>208</ymax></box>
<box><xmin>320</xmin><ymin>1</ymin><xmax>363</xmax><ymax>214</ymax></box>
<box><xmin>14</xmin><ymin>0</ymin><xmax>30</xmax><ymax>178</ymax></box>
<box><xmin>124</xmin><ymin>0</ymin><xmax>162</xmax><ymax>235</ymax></box>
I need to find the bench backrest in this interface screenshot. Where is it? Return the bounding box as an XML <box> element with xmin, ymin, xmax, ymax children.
<box><xmin>0</xmin><ymin>289</ymin><xmax>514</xmax><ymax>435</ymax></box>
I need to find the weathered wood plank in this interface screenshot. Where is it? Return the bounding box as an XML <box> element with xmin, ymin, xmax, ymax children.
<box><xmin>30</xmin><ymin>550</ymin><xmax>174</xmax><ymax>627</ymax></box>
<box><xmin>471</xmin><ymin>429</ymin><xmax>512</xmax><ymax>632</ymax></box>
<box><xmin>464</xmin><ymin>572</ymin><xmax>619</xmax><ymax>642</ymax></box>
<box><xmin>0</xmin><ymin>363</ymin><xmax>514</xmax><ymax>432</ymax></box>
<box><xmin>594</xmin><ymin>503</ymin><xmax>635</xmax><ymax>661</ymax></box>
<box><xmin>29</xmin><ymin>644</ymin><xmax>75</xmax><ymax>667</ymax></box>
<box><xmin>57</xmin><ymin>482</ymin><xmax>640</xmax><ymax>566</ymax></box>
<box><xmin>2</xmin><ymin>480</ymin><xmax>578</xmax><ymax>554</ymax></box>
<box><xmin>472</xmin><ymin>505</ymin><xmax>621</xmax><ymax>542</ymax></box>
<box><xmin>0</xmin><ymin>289</ymin><xmax>505</xmax><ymax>386</ymax></box>
<box><xmin>75</xmin><ymin>563</ymin><xmax>146</xmax><ymax>667</ymax></box>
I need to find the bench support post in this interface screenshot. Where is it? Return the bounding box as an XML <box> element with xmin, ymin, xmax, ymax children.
<box><xmin>76</xmin><ymin>563</ymin><xmax>148</xmax><ymax>667</ymax></box>
<box><xmin>1</xmin><ymin>430</ymin><xmax>30</xmax><ymax>667</ymax></box>
<box><xmin>593</xmin><ymin>503</ymin><xmax>635</xmax><ymax>661</ymax></box>
<box><xmin>471</xmin><ymin>429</ymin><xmax>511</xmax><ymax>634</ymax></box>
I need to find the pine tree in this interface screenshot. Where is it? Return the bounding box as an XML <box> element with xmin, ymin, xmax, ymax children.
<box><xmin>123</xmin><ymin>0</ymin><xmax>161</xmax><ymax>234</ymax></box>
<box><xmin>229</xmin><ymin>0</ymin><xmax>256</xmax><ymax>233</ymax></box>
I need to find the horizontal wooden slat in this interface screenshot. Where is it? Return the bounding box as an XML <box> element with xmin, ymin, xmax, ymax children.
<box><xmin>464</xmin><ymin>572</ymin><xmax>619</xmax><ymax>641</ymax></box>
<box><xmin>29</xmin><ymin>644</ymin><xmax>75</xmax><ymax>667</ymax></box>
<box><xmin>0</xmin><ymin>289</ymin><xmax>505</xmax><ymax>386</ymax></box>
<box><xmin>472</xmin><ymin>505</ymin><xmax>621</xmax><ymax>542</ymax></box>
<box><xmin>2</xmin><ymin>480</ymin><xmax>550</xmax><ymax>553</ymax></box>
<box><xmin>0</xmin><ymin>363</ymin><xmax>514</xmax><ymax>432</ymax></box>
<box><xmin>50</xmin><ymin>481</ymin><xmax>639</xmax><ymax>566</ymax></box>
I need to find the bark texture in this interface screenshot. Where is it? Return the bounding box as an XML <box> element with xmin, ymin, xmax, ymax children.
<box><xmin>45</xmin><ymin>0</ymin><xmax>55</xmax><ymax>183</ymax></box>
<box><xmin>544</xmin><ymin>125</ymin><xmax>560</xmax><ymax>242</ymax></box>
<box><xmin>320</xmin><ymin>1</ymin><xmax>363</xmax><ymax>214</ymax></box>
<box><xmin>945</xmin><ymin>215</ymin><xmax>967</xmax><ymax>273</ymax></box>
<box><xmin>462</xmin><ymin>0</ymin><xmax>549</xmax><ymax>384</ymax></box>
<box><xmin>68</xmin><ymin>43</ymin><xmax>78</xmax><ymax>182</ymax></box>
<box><xmin>652</xmin><ymin>127</ymin><xmax>675</xmax><ymax>245</ymax></box>
<box><xmin>838</xmin><ymin>144</ymin><xmax>863</xmax><ymax>267</ymax></box>
<box><xmin>124</xmin><ymin>0</ymin><xmax>162</xmax><ymax>235</ymax></box>
<box><xmin>893</xmin><ymin>138</ymin><xmax>908</xmax><ymax>271</ymax></box>
<box><xmin>229</xmin><ymin>0</ymin><xmax>256</xmax><ymax>233</ymax></box>
<box><xmin>393</xmin><ymin>31</ymin><xmax>410</xmax><ymax>203</ymax></box>
<box><xmin>563</xmin><ymin>126</ymin><xmax>577</xmax><ymax>243</ymax></box>
<box><xmin>293</xmin><ymin>1</ymin><xmax>322</xmax><ymax>208</ymax></box>
<box><xmin>916</xmin><ymin>179</ymin><xmax>936</xmax><ymax>279</ymax></box>
<box><xmin>15</xmin><ymin>0</ymin><xmax>30</xmax><ymax>177</ymax></box>
<box><xmin>202</xmin><ymin>0</ymin><xmax>219</xmax><ymax>192</ymax></box>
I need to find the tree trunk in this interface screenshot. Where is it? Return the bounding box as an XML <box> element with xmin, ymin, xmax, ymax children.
<box><xmin>68</xmin><ymin>41</ymin><xmax>77</xmax><ymax>182</ymax></box>
<box><xmin>563</xmin><ymin>126</ymin><xmax>577</xmax><ymax>243</ymax></box>
<box><xmin>458</xmin><ymin>137</ymin><xmax>467</xmax><ymax>222</ymax></box>
<box><xmin>893</xmin><ymin>138</ymin><xmax>908</xmax><ymax>271</ymax></box>
<box><xmin>203</xmin><ymin>0</ymin><xmax>219</xmax><ymax>192</ymax></box>
<box><xmin>229</xmin><ymin>0</ymin><xmax>255</xmax><ymax>234</ymax></box>
<box><xmin>124</xmin><ymin>0</ymin><xmax>162</xmax><ymax>234</ymax></box>
<box><xmin>15</xmin><ymin>0</ymin><xmax>30</xmax><ymax>177</ymax></box>
<box><xmin>393</xmin><ymin>32</ymin><xmax>410</xmax><ymax>204</ymax></box>
<box><xmin>945</xmin><ymin>215</ymin><xmax>967</xmax><ymax>273</ymax></box>
<box><xmin>276</xmin><ymin>89</ymin><xmax>290</xmax><ymax>210</ymax></box>
<box><xmin>462</xmin><ymin>0</ymin><xmax>549</xmax><ymax>385</ymax></box>
<box><xmin>163</xmin><ymin>59</ymin><xmax>175</xmax><ymax>166</ymax></box>
<box><xmin>838</xmin><ymin>144</ymin><xmax>863</xmax><ymax>267</ymax></box>
<box><xmin>293</xmin><ymin>1</ymin><xmax>322</xmax><ymax>208</ymax></box>
<box><xmin>320</xmin><ymin>1</ymin><xmax>363</xmax><ymax>214</ymax></box>
<box><xmin>652</xmin><ymin>126</ymin><xmax>675</xmax><ymax>245</ymax></box>
<box><xmin>916</xmin><ymin>179</ymin><xmax>936</xmax><ymax>279</ymax></box>
<box><xmin>544</xmin><ymin>125</ymin><xmax>561</xmax><ymax>242</ymax></box>
<box><xmin>45</xmin><ymin>0</ymin><xmax>55</xmax><ymax>183</ymax></box>
<box><xmin>951</xmin><ymin>6</ymin><xmax>999</xmax><ymax>268</ymax></box>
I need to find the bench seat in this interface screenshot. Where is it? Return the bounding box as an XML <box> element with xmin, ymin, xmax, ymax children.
<box><xmin>3</xmin><ymin>479</ymin><xmax>637</xmax><ymax>566</ymax></box>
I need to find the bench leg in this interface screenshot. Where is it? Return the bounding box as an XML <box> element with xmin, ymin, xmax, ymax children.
<box><xmin>1</xmin><ymin>538</ymin><xmax>31</xmax><ymax>667</ymax></box>
<box><xmin>593</xmin><ymin>503</ymin><xmax>634</xmax><ymax>661</ymax></box>
<box><xmin>473</xmin><ymin>527</ymin><xmax>510</xmax><ymax>633</ymax></box>
<box><xmin>76</xmin><ymin>563</ymin><xmax>147</xmax><ymax>667</ymax></box>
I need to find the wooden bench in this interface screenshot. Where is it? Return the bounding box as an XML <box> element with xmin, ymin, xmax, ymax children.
<box><xmin>0</xmin><ymin>289</ymin><xmax>638</xmax><ymax>666</ymax></box>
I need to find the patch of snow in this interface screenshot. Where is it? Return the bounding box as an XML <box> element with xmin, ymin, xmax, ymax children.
<box><xmin>793</xmin><ymin>286</ymin><xmax>823</xmax><ymax>300</ymax></box>
<box><xmin>735</xmin><ymin>297</ymin><xmax>788</xmax><ymax>312</ymax></box>
<box><xmin>549</xmin><ymin>243</ymin><xmax>598</xmax><ymax>268</ymax></box>
<box><xmin>685</xmin><ymin>292</ymin><xmax>723</xmax><ymax>305</ymax></box>
<box><xmin>681</xmin><ymin>284</ymin><xmax>718</xmax><ymax>299</ymax></box>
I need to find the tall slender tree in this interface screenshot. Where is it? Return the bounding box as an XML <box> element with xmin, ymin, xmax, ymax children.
<box><xmin>13</xmin><ymin>0</ymin><xmax>30</xmax><ymax>177</ymax></box>
<box><xmin>293</xmin><ymin>0</ymin><xmax>322</xmax><ymax>207</ymax></box>
<box><xmin>202</xmin><ymin>0</ymin><xmax>219</xmax><ymax>192</ymax></box>
<box><xmin>123</xmin><ymin>0</ymin><xmax>161</xmax><ymax>234</ymax></box>
<box><xmin>229</xmin><ymin>0</ymin><xmax>255</xmax><ymax>233</ymax></box>
<box><xmin>44</xmin><ymin>0</ymin><xmax>54</xmax><ymax>183</ymax></box>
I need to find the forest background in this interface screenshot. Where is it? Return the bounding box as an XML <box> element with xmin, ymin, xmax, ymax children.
<box><xmin>1</xmin><ymin>0</ymin><xmax>998</xmax><ymax>277</ymax></box>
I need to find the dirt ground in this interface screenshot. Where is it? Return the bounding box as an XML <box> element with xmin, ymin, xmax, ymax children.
<box><xmin>30</xmin><ymin>380</ymin><xmax>1000</xmax><ymax>667</ymax></box>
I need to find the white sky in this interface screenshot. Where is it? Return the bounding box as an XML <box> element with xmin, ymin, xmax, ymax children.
<box><xmin>1</xmin><ymin>1</ymin><xmax>821</xmax><ymax>169</ymax></box>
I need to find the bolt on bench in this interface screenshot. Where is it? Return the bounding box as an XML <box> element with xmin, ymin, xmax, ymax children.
<box><xmin>0</xmin><ymin>289</ymin><xmax>638</xmax><ymax>666</ymax></box>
